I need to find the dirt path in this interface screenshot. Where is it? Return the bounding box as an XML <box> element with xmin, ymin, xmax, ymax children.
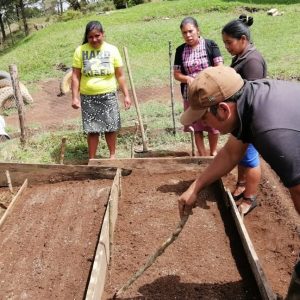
<box><xmin>5</xmin><ymin>78</ymin><xmax>180</xmax><ymax>131</ymax></box>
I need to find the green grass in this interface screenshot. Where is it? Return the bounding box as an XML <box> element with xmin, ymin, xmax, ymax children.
<box><xmin>0</xmin><ymin>0</ymin><xmax>300</xmax><ymax>163</ymax></box>
<box><xmin>0</xmin><ymin>100</ymin><xmax>192</xmax><ymax>163</ymax></box>
<box><xmin>1</xmin><ymin>0</ymin><xmax>300</xmax><ymax>84</ymax></box>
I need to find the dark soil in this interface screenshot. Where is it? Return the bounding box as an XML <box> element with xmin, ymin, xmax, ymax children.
<box><xmin>0</xmin><ymin>179</ymin><xmax>112</xmax><ymax>299</ymax></box>
<box><xmin>103</xmin><ymin>167</ymin><xmax>261</xmax><ymax>300</ymax></box>
<box><xmin>102</xmin><ymin>164</ymin><xmax>300</xmax><ymax>299</ymax></box>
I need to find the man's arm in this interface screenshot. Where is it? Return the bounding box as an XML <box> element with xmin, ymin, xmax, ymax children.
<box><xmin>178</xmin><ymin>135</ymin><xmax>248</xmax><ymax>217</ymax></box>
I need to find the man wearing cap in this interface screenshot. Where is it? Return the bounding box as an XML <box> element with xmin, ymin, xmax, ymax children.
<box><xmin>178</xmin><ymin>65</ymin><xmax>300</xmax><ymax>299</ymax></box>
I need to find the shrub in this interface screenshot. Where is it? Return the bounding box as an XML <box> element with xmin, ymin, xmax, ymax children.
<box><xmin>57</xmin><ymin>10</ymin><xmax>83</xmax><ymax>22</ymax></box>
<box><xmin>84</xmin><ymin>0</ymin><xmax>115</xmax><ymax>13</ymax></box>
<box><xmin>113</xmin><ymin>0</ymin><xmax>151</xmax><ymax>9</ymax></box>
<box><xmin>113</xmin><ymin>0</ymin><xmax>127</xmax><ymax>9</ymax></box>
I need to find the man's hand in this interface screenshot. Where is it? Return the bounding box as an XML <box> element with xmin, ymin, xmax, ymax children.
<box><xmin>178</xmin><ymin>188</ymin><xmax>198</xmax><ymax>219</ymax></box>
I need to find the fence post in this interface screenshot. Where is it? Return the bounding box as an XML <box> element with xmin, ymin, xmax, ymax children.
<box><xmin>169</xmin><ymin>41</ymin><xmax>176</xmax><ymax>136</ymax></box>
<box><xmin>9</xmin><ymin>64</ymin><xmax>26</xmax><ymax>145</ymax></box>
<box><xmin>123</xmin><ymin>46</ymin><xmax>148</xmax><ymax>152</ymax></box>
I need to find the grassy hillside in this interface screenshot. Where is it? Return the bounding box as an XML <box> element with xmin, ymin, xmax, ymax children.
<box><xmin>1</xmin><ymin>0</ymin><xmax>300</xmax><ymax>86</ymax></box>
<box><xmin>1</xmin><ymin>0</ymin><xmax>300</xmax><ymax>163</ymax></box>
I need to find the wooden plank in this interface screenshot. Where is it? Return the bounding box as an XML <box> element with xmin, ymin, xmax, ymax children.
<box><xmin>109</xmin><ymin>168</ymin><xmax>121</xmax><ymax>246</ymax></box>
<box><xmin>226</xmin><ymin>190</ymin><xmax>277</xmax><ymax>300</ymax></box>
<box><xmin>85</xmin><ymin>168</ymin><xmax>121</xmax><ymax>300</ymax></box>
<box><xmin>89</xmin><ymin>157</ymin><xmax>213</xmax><ymax>173</ymax></box>
<box><xmin>0</xmin><ymin>179</ymin><xmax>28</xmax><ymax>229</ymax></box>
<box><xmin>0</xmin><ymin>162</ymin><xmax>131</xmax><ymax>186</ymax></box>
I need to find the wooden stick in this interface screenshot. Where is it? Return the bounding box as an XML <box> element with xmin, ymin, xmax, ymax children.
<box><xmin>5</xmin><ymin>170</ymin><xmax>13</xmax><ymax>194</ymax></box>
<box><xmin>131</xmin><ymin>122</ymin><xmax>139</xmax><ymax>158</ymax></box>
<box><xmin>168</xmin><ymin>41</ymin><xmax>176</xmax><ymax>136</ymax></box>
<box><xmin>188</xmin><ymin>126</ymin><xmax>195</xmax><ymax>156</ymax></box>
<box><xmin>0</xmin><ymin>179</ymin><xmax>28</xmax><ymax>229</ymax></box>
<box><xmin>9</xmin><ymin>64</ymin><xmax>26</xmax><ymax>145</ymax></box>
<box><xmin>123</xmin><ymin>46</ymin><xmax>148</xmax><ymax>152</ymax></box>
<box><xmin>113</xmin><ymin>213</ymin><xmax>190</xmax><ymax>298</ymax></box>
<box><xmin>60</xmin><ymin>137</ymin><xmax>67</xmax><ymax>164</ymax></box>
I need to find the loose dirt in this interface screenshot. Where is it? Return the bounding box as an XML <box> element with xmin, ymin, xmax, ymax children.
<box><xmin>102</xmin><ymin>164</ymin><xmax>299</xmax><ymax>299</ymax></box>
<box><xmin>0</xmin><ymin>179</ymin><xmax>112</xmax><ymax>299</ymax></box>
<box><xmin>103</xmin><ymin>167</ymin><xmax>260</xmax><ymax>300</ymax></box>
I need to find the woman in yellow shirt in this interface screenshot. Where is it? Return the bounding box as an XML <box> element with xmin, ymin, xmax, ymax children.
<box><xmin>72</xmin><ymin>20</ymin><xmax>131</xmax><ymax>159</ymax></box>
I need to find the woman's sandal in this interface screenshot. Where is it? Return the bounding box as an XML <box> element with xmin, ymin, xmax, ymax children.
<box><xmin>238</xmin><ymin>195</ymin><xmax>257</xmax><ymax>216</ymax></box>
<box><xmin>232</xmin><ymin>181</ymin><xmax>246</xmax><ymax>201</ymax></box>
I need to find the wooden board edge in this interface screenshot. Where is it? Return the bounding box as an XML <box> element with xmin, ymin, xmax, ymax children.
<box><xmin>0</xmin><ymin>179</ymin><xmax>28</xmax><ymax>229</ymax></box>
<box><xmin>88</xmin><ymin>157</ymin><xmax>213</xmax><ymax>169</ymax></box>
<box><xmin>85</xmin><ymin>169</ymin><xmax>121</xmax><ymax>300</ymax></box>
<box><xmin>226</xmin><ymin>189</ymin><xmax>277</xmax><ymax>300</ymax></box>
<box><xmin>0</xmin><ymin>162</ymin><xmax>131</xmax><ymax>186</ymax></box>
<box><xmin>109</xmin><ymin>168</ymin><xmax>121</xmax><ymax>244</ymax></box>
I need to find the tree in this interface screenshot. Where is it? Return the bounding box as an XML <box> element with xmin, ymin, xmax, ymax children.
<box><xmin>18</xmin><ymin>0</ymin><xmax>29</xmax><ymax>36</ymax></box>
<box><xmin>67</xmin><ymin>0</ymin><xmax>81</xmax><ymax>10</ymax></box>
<box><xmin>0</xmin><ymin>14</ymin><xmax>5</xmax><ymax>42</ymax></box>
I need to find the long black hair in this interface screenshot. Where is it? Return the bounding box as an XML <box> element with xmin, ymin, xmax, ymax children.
<box><xmin>82</xmin><ymin>21</ymin><xmax>104</xmax><ymax>44</ymax></box>
<box><xmin>222</xmin><ymin>15</ymin><xmax>253</xmax><ymax>41</ymax></box>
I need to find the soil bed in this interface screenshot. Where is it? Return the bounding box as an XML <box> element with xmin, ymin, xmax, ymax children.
<box><xmin>103</xmin><ymin>166</ymin><xmax>260</xmax><ymax>300</ymax></box>
<box><xmin>0</xmin><ymin>178</ymin><xmax>112</xmax><ymax>299</ymax></box>
<box><xmin>223</xmin><ymin>160</ymin><xmax>300</xmax><ymax>298</ymax></box>
<box><xmin>101</xmin><ymin>159</ymin><xmax>300</xmax><ymax>299</ymax></box>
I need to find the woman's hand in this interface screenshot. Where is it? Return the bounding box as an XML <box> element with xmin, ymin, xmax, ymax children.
<box><xmin>124</xmin><ymin>95</ymin><xmax>131</xmax><ymax>110</ymax></box>
<box><xmin>72</xmin><ymin>97</ymin><xmax>81</xmax><ymax>109</ymax></box>
<box><xmin>186</xmin><ymin>76</ymin><xmax>194</xmax><ymax>85</ymax></box>
<box><xmin>71</xmin><ymin>68</ymin><xmax>81</xmax><ymax>109</ymax></box>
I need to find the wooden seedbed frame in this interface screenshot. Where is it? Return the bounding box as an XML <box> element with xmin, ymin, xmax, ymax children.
<box><xmin>0</xmin><ymin>162</ymin><xmax>123</xmax><ymax>300</ymax></box>
<box><xmin>0</xmin><ymin>159</ymin><xmax>276</xmax><ymax>299</ymax></box>
<box><xmin>89</xmin><ymin>157</ymin><xmax>276</xmax><ymax>300</ymax></box>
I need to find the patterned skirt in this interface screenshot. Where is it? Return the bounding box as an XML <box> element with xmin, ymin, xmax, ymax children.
<box><xmin>81</xmin><ymin>92</ymin><xmax>121</xmax><ymax>133</ymax></box>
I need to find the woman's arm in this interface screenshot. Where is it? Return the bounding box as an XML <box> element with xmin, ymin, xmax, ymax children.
<box><xmin>115</xmin><ymin>67</ymin><xmax>131</xmax><ymax>110</ymax></box>
<box><xmin>71</xmin><ymin>67</ymin><xmax>81</xmax><ymax>109</ymax></box>
<box><xmin>173</xmin><ymin>69</ymin><xmax>194</xmax><ymax>85</ymax></box>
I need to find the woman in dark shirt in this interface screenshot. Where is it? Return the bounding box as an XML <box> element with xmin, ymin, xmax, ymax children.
<box><xmin>174</xmin><ymin>17</ymin><xmax>223</xmax><ymax>156</ymax></box>
<box><xmin>222</xmin><ymin>15</ymin><xmax>267</xmax><ymax>215</ymax></box>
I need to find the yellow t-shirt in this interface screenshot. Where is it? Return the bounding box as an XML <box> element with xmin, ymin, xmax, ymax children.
<box><xmin>72</xmin><ymin>42</ymin><xmax>123</xmax><ymax>95</ymax></box>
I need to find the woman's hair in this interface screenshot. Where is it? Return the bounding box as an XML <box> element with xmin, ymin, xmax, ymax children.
<box><xmin>222</xmin><ymin>14</ymin><xmax>253</xmax><ymax>40</ymax></box>
<box><xmin>180</xmin><ymin>16</ymin><xmax>199</xmax><ymax>30</ymax></box>
<box><xmin>82</xmin><ymin>20</ymin><xmax>104</xmax><ymax>44</ymax></box>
